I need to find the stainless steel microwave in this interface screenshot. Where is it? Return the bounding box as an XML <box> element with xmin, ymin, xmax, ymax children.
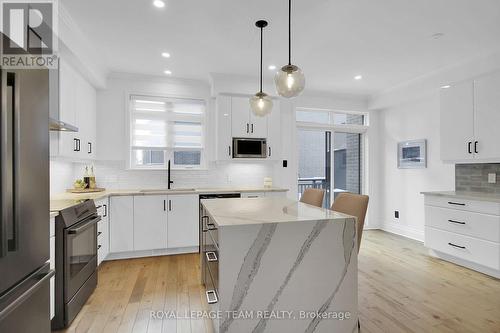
<box><xmin>232</xmin><ymin>138</ymin><xmax>267</xmax><ymax>158</ymax></box>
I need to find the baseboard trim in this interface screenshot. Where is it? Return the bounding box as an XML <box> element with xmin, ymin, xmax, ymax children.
<box><xmin>105</xmin><ymin>246</ymin><xmax>199</xmax><ymax>261</ymax></box>
<box><xmin>428</xmin><ymin>249</ymin><xmax>500</xmax><ymax>279</ymax></box>
<box><xmin>380</xmin><ymin>222</ymin><xmax>424</xmax><ymax>242</ymax></box>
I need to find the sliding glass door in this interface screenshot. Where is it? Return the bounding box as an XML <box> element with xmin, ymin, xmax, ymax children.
<box><xmin>298</xmin><ymin>129</ymin><xmax>362</xmax><ymax>207</ymax></box>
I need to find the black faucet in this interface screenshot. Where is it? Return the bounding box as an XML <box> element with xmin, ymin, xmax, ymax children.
<box><xmin>167</xmin><ymin>160</ymin><xmax>174</xmax><ymax>189</ymax></box>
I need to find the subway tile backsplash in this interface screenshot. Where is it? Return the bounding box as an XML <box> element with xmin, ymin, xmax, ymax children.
<box><xmin>456</xmin><ymin>163</ymin><xmax>500</xmax><ymax>193</ymax></box>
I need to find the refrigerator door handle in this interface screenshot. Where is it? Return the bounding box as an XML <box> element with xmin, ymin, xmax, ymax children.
<box><xmin>1</xmin><ymin>71</ymin><xmax>18</xmax><ymax>257</ymax></box>
<box><xmin>0</xmin><ymin>268</ymin><xmax>54</xmax><ymax>321</ymax></box>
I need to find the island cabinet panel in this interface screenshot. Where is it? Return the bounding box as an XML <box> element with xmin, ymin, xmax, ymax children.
<box><xmin>167</xmin><ymin>194</ymin><xmax>199</xmax><ymax>248</ymax></box>
<box><xmin>200</xmin><ymin>197</ymin><xmax>358</xmax><ymax>333</ymax></box>
<box><xmin>133</xmin><ymin>195</ymin><xmax>168</xmax><ymax>251</ymax></box>
<box><xmin>109</xmin><ymin>196</ymin><xmax>134</xmax><ymax>253</ymax></box>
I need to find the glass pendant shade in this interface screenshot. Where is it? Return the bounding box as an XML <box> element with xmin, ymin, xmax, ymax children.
<box><xmin>275</xmin><ymin>64</ymin><xmax>305</xmax><ymax>98</ymax></box>
<box><xmin>250</xmin><ymin>92</ymin><xmax>273</xmax><ymax>117</ymax></box>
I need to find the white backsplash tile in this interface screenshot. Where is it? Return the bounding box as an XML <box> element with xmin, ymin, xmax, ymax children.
<box><xmin>71</xmin><ymin>161</ymin><xmax>275</xmax><ymax>190</ymax></box>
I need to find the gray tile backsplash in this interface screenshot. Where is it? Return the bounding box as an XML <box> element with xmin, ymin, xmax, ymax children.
<box><xmin>456</xmin><ymin>164</ymin><xmax>500</xmax><ymax>193</ymax></box>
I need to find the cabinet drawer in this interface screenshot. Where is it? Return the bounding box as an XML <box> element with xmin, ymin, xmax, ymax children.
<box><xmin>425</xmin><ymin>227</ymin><xmax>500</xmax><ymax>270</ymax></box>
<box><xmin>424</xmin><ymin>195</ymin><xmax>500</xmax><ymax>215</ymax></box>
<box><xmin>425</xmin><ymin>206</ymin><xmax>500</xmax><ymax>242</ymax></box>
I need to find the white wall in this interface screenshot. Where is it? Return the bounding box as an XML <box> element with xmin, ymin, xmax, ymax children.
<box><xmin>375</xmin><ymin>93</ymin><xmax>455</xmax><ymax>241</ymax></box>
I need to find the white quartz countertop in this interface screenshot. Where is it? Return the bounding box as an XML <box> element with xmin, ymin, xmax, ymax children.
<box><xmin>421</xmin><ymin>190</ymin><xmax>500</xmax><ymax>203</ymax></box>
<box><xmin>50</xmin><ymin>186</ymin><xmax>288</xmax><ymax>212</ymax></box>
<box><xmin>201</xmin><ymin>197</ymin><xmax>354</xmax><ymax>227</ymax></box>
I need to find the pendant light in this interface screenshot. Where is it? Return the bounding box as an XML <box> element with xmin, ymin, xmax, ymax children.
<box><xmin>250</xmin><ymin>20</ymin><xmax>273</xmax><ymax>117</ymax></box>
<box><xmin>274</xmin><ymin>0</ymin><xmax>305</xmax><ymax>98</ymax></box>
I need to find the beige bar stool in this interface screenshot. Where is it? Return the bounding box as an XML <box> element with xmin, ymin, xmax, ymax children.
<box><xmin>299</xmin><ymin>188</ymin><xmax>325</xmax><ymax>207</ymax></box>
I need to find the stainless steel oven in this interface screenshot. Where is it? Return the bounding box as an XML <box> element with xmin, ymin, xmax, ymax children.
<box><xmin>53</xmin><ymin>200</ymin><xmax>100</xmax><ymax>329</ymax></box>
<box><xmin>232</xmin><ymin>138</ymin><xmax>267</xmax><ymax>158</ymax></box>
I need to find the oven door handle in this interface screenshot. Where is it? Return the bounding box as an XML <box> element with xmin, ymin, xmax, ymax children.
<box><xmin>68</xmin><ymin>216</ymin><xmax>101</xmax><ymax>235</ymax></box>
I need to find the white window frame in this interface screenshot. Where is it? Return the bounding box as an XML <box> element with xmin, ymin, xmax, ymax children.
<box><xmin>296</xmin><ymin>107</ymin><xmax>369</xmax><ymax>207</ymax></box>
<box><xmin>126</xmin><ymin>93</ymin><xmax>208</xmax><ymax>170</ymax></box>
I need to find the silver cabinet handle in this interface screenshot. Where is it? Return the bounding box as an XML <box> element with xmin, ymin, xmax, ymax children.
<box><xmin>206</xmin><ymin>290</ymin><xmax>218</xmax><ymax>304</ymax></box>
<box><xmin>206</xmin><ymin>251</ymin><xmax>218</xmax><ymax>262</ymax></box>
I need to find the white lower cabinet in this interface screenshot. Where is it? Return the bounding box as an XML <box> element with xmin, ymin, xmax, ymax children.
<box><xmin>96</xmin><ymin>198</ymin><xmax>109</xmax><ymax>265</ymax></box>
<box><xmin>133</xmin><ymin>195</ymin><xmax>168</xmax><ymax>251</ymax></box>
<box><xmin>167</xmin><ymin>194</ymin><xmax>199</xmax><ymax>248</ymax></box>
<box><xmin>109</xmin><ymin>196</ymin><xmax>134</xmax><ymax>253</ymax></box>
<box><xmin>424</xmin><ymin>194</ymin><xmax>500</xmax><ymax>278</ymax></box>
<box><xmin>109</xmin><ymin>194</ymin><xmax>199</xmax><ymax>258</ymax></box>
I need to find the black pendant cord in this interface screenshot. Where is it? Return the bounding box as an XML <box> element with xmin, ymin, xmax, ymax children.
<box><xmin>260</xmin><ymin>25</ymin><xmax>263</xmax><ymax>93</ymax></box>
<box><xmin>288</xmin><ymin>0</ymin><xmax>292</xmax><ymax>66</ymax></box>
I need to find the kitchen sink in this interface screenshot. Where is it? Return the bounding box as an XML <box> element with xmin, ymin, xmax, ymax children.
<box><xmin>140</xmin><ymin>188</ymin><xmax>196</xmax><ymax>193</ymax></box>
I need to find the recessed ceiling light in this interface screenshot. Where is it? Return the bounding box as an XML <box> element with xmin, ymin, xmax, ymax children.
<box><xmin>164</xmin><ymin>70</ymin><xmax>172</xmax><ymax>75</ymax></box>
<box><xmin>268</xmin><ymin>65</ymin><xmax>276</xmax><ymax>70</ymax></box>
<box><xmin>153</xmin><ymin>0</ymin><xmax>165</xmax><ymax>8</ymax></box>
<box><xmin>161</xmin><ymin>52</ymin><xmax>170</xmax><ymax>58</ymax></box>
<box><xmin>441</xmin><ymin>85</ymin><xmax>451</xmax><ymax>89</ymax></box>
<box><xmin>354</xmin><ymin>75</ymin><xmax>363</xmax><ymax>80</ymax></box>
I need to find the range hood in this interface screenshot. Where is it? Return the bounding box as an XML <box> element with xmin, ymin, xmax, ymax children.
<box><xmin>49</xmin><ymin>117</ymin><xmax>78</xmax><ymax>132</ymax></box>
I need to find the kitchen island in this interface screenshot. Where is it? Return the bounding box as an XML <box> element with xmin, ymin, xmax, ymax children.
<box><xmin>200</xmin><ymin>197</ymin><xmax>358</xmax><ymax>333</ymax></box>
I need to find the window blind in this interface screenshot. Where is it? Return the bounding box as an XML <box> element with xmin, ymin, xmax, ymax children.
<box><xmin>129</xmin><ymin>95</ymin><xmax>205</xmax><ymax>168</ymax></box>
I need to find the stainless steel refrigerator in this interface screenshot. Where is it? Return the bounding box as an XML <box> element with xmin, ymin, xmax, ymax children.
<box><xmin>0</xmin><ymin>36</ymin><xmax>53</xmax><ymax>331</ymax></box>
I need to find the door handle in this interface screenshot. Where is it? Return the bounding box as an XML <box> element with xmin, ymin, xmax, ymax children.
<box><xmin>246</xmin><ymin>123</ymin><xmax>249</xmax><ymax>133</ymax></box>
<box><xmin>88</xmin><ymin>142</ymin><xmax>92</xmax><ymax>154</ymax></box>
<box><xmin>103</xmin><ymin>204</ymin><xmax>107</xmax><ymax>217</ymax></box>
<box><xmin>447</xmin><ymin>201</ymin><xmax>465</xmax><ymax>206</ymax></box>
<box><xmin>467</xmin><ymin>141</ymin><xmax>472</xmax><ymax>154</ymax></box>
<box><xmin>474</xmin><ymin>141</ymin><xmax>478</xmax><ymax>154</ymax></box>
<box><xmin>163</xmin><ymin>200</ymin><xmax>166</xmax><ymax>211</ymax></box>
<box><xmin>0</xmin><ymin>267</ymin><xmax>54</xmax><ymax>321</ymax></box>
<box><xmin>268</xmin><ymin>147</ymin><xmax>271</xmax><ymax>157</ymax></box>
<box><xmin>1</xmin><ymin>71</ymin><xmax>17</xmax><ymax>257</ymax></box>
<box><xmin>68</xmin><ymin>216</ymin><xmax>100</xmax><ymax>235</ymax></box>
<box><xmin>448</xmin><ymin>242</ymin><xmax>466</xmax><ymax>249</ymax></box>
<box><xmin>251</xmin><ymin>123</ymin><xmax>254</xmax><ymax>133</ymax></box>
<box><xmin>168</xmin><ymin>199</ymin><xmax>172</xmax><ymax>211</ymax></box>
<box><xmin>228</xmin><ymin>146</ymin><xmax>231</xmax><ymax>156</ymax></box>
<box><xmin>448</xmin><ymin>219</ymin><xmax>466</xmax><ymax>225</ymax></box>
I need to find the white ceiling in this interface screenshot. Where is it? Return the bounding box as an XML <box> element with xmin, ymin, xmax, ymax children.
<box><xmin>62</xmin><ymin>0</ymin><xmax>500</xmax><ymax>96</ymax></box>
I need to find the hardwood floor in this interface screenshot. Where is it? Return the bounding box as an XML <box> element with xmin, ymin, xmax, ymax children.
<box><xmin>60</xmin><ymin>230</ymin><xmax>500</xmax><ymax>333</ymax></box>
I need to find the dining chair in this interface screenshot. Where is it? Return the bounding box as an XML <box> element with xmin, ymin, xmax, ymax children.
<box><xmin>330</xmin><ymin>192</ymin><xmax>369</xmax><ymax>252</ymax></box>
<box><xmin>300</xmin><ymin>188</ymin><xmax>325</xmax><ymax>207</ymax></box>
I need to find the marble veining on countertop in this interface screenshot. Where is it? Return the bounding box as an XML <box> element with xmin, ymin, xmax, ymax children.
<box><xmin>50</xmin><ymin>187</ymin><xmax>288</xmax><ymax>212</ymax></box>
<box><xmin>421</xmin><ymin>190</ymin><xmax>500</xmax><ymax>203</ymax></box>
<box><xmin>201</xmin><ymin>197</ymin><xmax>354</xmax><ymax>227</ymax></box>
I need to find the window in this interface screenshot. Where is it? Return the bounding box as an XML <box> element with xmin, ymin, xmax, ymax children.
<box><xmin>296</xmin><ymin>108</ymin><xmax>365</xmax><ymax>126</ymax></box>
<box><xmin>129</xmin><ymin>95</ymin><xmax>206</xmax><ymax>169</ymax></box>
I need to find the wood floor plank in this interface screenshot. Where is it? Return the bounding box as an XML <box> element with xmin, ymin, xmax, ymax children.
<box><xmin>59</xmin><ymin>231</ymin><xmax>500</xmax><ymax>333</ymax></box>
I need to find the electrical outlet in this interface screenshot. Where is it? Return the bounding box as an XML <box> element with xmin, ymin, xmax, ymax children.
<box><xmin>394</xmin><ymin>211</ymin><xmax>399</xmax><ymax>219</ymax></box>
<box><xmin>488</xmin><ymin>173</ymin><xmax>497</xmax><ymax>184</ymax></box>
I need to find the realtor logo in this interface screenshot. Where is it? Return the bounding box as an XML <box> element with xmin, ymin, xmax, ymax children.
<box><xmin>1</xmin><ymin>0</ymin><xmax>58</xmax><ymax>68</ymax></box>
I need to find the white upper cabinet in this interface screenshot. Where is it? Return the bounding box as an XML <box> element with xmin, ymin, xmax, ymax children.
<box><xmin>216</xmin><ymin>96</ymin><xmax>233</xmax><ymax>161</ymax></box>
<box><xmin>215</xmin><ymin>95</ymin><xmax>280</xmax><ymax>160</ymax></box>
<box><xmin>133</xmin><ymin>195</ymin><xmax>167</xmax><ymax>251</ymax></box>
<box><xmin>440</xmin><ymin>71</ymin><xmax>500</xmax><ymax>163</ymax></box>
<box><xmin>54</xmin><ymin>59</ymin><xmax>97</xmax><ymax>160</ymax></box>
<box><xmin>474</xmin><ymin>72</ymin><xmax>500</xmax><ymax>160</ymax></box>
<box><xmin>231</xmin><ymin>96</ymin><xmax>268</xmax><ymax>138</ymax></box>
<box><xmin>266</xmin><ymin>101</ymin><xmax>281</xmax><ymax>160</ymax></box>
<box><xmin>440</xmin><ymin>80</ymin><xmax>475</xmax><ymax>162</ymax></box>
